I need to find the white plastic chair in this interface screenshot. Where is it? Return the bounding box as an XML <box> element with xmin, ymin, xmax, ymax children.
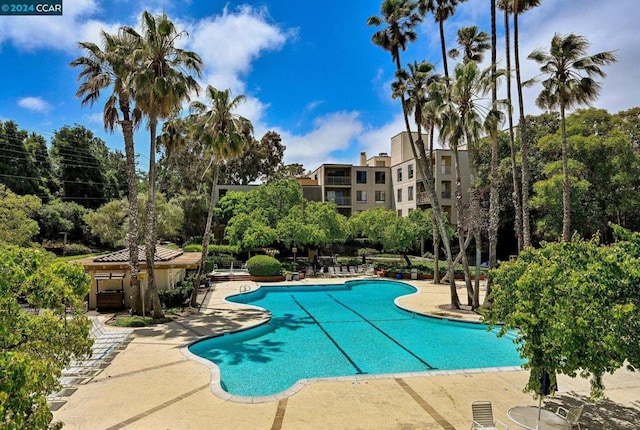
<box><xmin>471</xmin><ymin>401</ymin><xmax>509</xmax><ymax>430</ymax></box>
<box><xmin>556</xmin><ymin>404</ymin><xmax>583</xmax><ymax>429</ymax></box>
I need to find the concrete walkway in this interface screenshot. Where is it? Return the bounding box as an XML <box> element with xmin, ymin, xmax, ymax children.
<box><xmin>53</xmin><ymin>278</ymin><xmax>640</xmax><ymax>429</ymax></box>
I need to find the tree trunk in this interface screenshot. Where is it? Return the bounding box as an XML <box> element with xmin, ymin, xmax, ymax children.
<box><xmin>191</xmin><ymin>162</ymin><xmax>219</xmax><ymax>307</ymax></box>
<box><xmin>145</xmin><ymin>116</ymin><xmax>164</xmax><ymax>319</ymax></box>
<box><xmin>487</xmin><ymin>0</ymin><xmax>499</xmax><ymax>305</ymax></box>
<box><xmin>453</xmin><ymin>146</ymin><xmax>472</xmax><ymax>306</ymax></box>
<box><xmin>561</xmin><ymin>102</ymin><xmax>571</xmax><ymax>242</ymax></box>
<box><xmin>514</xmin><ymin>12</ymin><xmax>532</xmax><ymax>248</ymax></box>
<box><xmin>504</xmin><ymin>6</ymin><xmax>523</xmax><ymax>252</ymax></box>
<box><xmin>119</xmin><ymin>101</ymin><xmax>141</xmax><ymax>315</ymax></box>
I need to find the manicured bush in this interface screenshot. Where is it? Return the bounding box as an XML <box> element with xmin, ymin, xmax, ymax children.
<box><xmin>64</xmin><ymin>243</ymin><xmax>93</xmax><ymax>256</ymax></box>
<box><xmin>246</xmin><ymin>255</ymin><xmax>282</xmax><ymax>277</ymax></box>
<box><xmin>183</xmin><ymin>243</ymin><xmax>202</xmax><ymax>253</ymax></box>
<box><xmin>207</xmin><ymin>244</ymin><xmax>239</xmax><ymax>256</ymax></box>
<box><xmin>158</xmin><ymin>283</ymin><xmax>193</xmax><ymax>308</ymax></box>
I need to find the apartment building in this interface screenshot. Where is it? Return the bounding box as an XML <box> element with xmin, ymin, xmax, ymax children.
<box><xmin>309</xmin><ymin>153</ymin><xmax>393</xmax><ymax>216</ymax></box>
<box><xmin>308</xmin><ymin>131</ymin><xmax>472</xmax><ymax>223</ymax></box>
<box><xmin>390</xmin><ymin>131</ymin><xmax>471</xmax><ymax>224</ymax></box>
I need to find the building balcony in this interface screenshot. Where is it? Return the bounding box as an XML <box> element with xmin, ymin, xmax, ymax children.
<box><xmin>417</xmin><ymin>191</ymin><xmax>430</xmax><ymax>205</ymax></box>
<box><xmin>327</xmin><ymin>196</ymin><xmax>351</xmax><ymax>206</ymax></box>
<box><xmin>326</xmin><ymin>177</ymin><xmax>351</xmax><ymax>185</ymax></box>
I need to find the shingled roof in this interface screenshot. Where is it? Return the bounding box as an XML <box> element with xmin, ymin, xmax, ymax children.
<box><xmin>94</xmin><ymin>245</ymin><xmax>184</xmax><ymax>263</ymax></box>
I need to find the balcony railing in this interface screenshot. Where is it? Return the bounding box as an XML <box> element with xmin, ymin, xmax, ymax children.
<box><xmin>416</xmin><ymin>191</ymin><xmax>430</xmax><ymax>205</ymax></box>
<box><xmin>326</xmin><ymin>177</ymin><xmax>351</xmax><ymax>185</ymax></box>
<box><xmin>327</xmin><ymin>196</ymin><xmax>351</xmax><ymax>205</ymax></box>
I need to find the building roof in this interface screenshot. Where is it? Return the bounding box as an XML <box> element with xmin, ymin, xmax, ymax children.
<box><xmin>94</xmin><ymin>245</ymin><xmax>183</xmax><ymax>263</ymax></box>
<box><xmin>77</xmin><ymin>245</ymin><xmax>202</xmax><ymax>271</ymax></box>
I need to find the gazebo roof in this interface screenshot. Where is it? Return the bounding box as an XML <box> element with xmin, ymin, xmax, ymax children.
<box><xmin>94</xmin><ymin>245</ymin><xmax>183</xmax><ymax>263</ymax></box>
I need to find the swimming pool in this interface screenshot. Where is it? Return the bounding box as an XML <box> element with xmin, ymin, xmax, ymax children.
<box><xmin>188</xmin><ymin>280</ymin><xmax>524</xmax><ymax>399</ymax></box>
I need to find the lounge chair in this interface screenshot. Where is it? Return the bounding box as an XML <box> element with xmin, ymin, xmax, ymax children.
<box><xmin>327</xmin><ymin>266</ymin><xmax>337</xmax><ymax>277</ymax></box>
<box><xmin>471</xmin><ymin>401</ymin><xmax>509</xmax><ymax>430</ymax></box>
<box><xmin>555</xmin><ymin>404</ymin><xmax>583</xmax><ymax>429</ymax></box>
<box><xmin>349</xmin><ymin>266</ymin><xmax>357</xmax><ymax>277</ymax></box>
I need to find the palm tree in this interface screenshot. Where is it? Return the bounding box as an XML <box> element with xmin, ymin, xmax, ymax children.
<box><xmin>496</xmin><ymin>0</ymin><xmax>523</xmax><ymax>252</ymax></box>
<box><xmin>369</xmin><ymin>0</ymin><xmax>460</xmax><ymax>309</ymax></box>
<box><xmin>418</xmin><ymin>0</ymin><xmax>468</xmax><ymax>79</ymax></box>
<box><xmin>529</xmin><ymin>33</ymin><xmax>616</xmax><ymax>242</ymax></box>
<box><xmin>71</xmin><ymin>30</ymin><xmax>144</xmax><ymax>314</ymax></box>
<box><xmin>448</xmin><ymin>25</ymin><xmax>490</xmax><ymax>65</ymax></box>
<box><xmin>124</xmin><ymin>11</ymin><xmax>202</xmax><ymax>318</ymax></box>
<box><xmin>511</xmin><ymin>0</ymin><xmax>541</xmax><ymax>248</ymax></box>
<box><xmin>188</xmin><ymin>86</ymin><xmax>253</xmax><ymax>307</ymax></box>
<box><xmin>440</xmin><ymin>61</ymin><xmax>503</xmax><ymax>309</ymax></box>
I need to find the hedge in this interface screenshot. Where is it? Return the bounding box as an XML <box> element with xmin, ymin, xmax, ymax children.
<box><xmin>246</xmin><ymin>255</ymin><xmax>282</xmax><ymax>277</ymax></box>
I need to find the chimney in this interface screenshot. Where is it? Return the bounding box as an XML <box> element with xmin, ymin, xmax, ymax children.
<box><xmin>360</xmin><ymin>152</ymin><xmax>367</xmax><ymax>166</ymax></box>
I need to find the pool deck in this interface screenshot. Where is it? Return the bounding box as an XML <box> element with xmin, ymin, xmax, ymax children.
<box><xmin>53</xmin><ymin>277</ymin><xmax>640</xmax><ymax>429</ymax></box>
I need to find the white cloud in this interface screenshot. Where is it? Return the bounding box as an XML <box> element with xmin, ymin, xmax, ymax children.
<box><xmin>0</xmin><ymin>0</ymin><xmax>118</xmax><ymax>52</ymax></box>
<box><xmin>277</xmin><ymin>111</ymin><xmax>364</xmax><ymax>169</ymax></box>
<box><xmin>188</xmin><ymin>5</ymin><xmax>295</xmax><ymax>95</ymax></box>
<box><xmin>17</xmin><ymin>96</ymin><xmax>52</xmax><ymax>113</ymax></box>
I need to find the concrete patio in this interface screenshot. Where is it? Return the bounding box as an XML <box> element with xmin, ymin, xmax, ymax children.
<box><xmin>52</xmin><ymin>278</ymin><xmax>640</xmax><ymax>429</ymax></box>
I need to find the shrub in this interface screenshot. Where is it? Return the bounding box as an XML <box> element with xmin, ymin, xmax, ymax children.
<box><xmin>246</xmin><ymin>255</ymin><xmax>282</xmax><ymax>277</ymax></box>
<box><xmin>208</xmin><ymin>244</ymin><xmax>239</xmax><ymax>256</ymax></box>
<box><xmin>158</xmin><ymin>283</ymin><xmax>194</xmax><ymax>308</ymax></box>
<box><xmin>64</xmin><ymin>243</ymin><xmax>93</xmax><ymax>256</ymax></box>
<box><xmin>183</xmin><ymin>244</ymin><xmax>202</xmax><ymax>253</ymax></box>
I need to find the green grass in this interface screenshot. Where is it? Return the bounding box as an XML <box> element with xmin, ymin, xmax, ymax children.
<box><xmin>56</xmin><ymin>253</ymin><xmax>100</xmax><ymax>262</ymax></box>
<box><xmin>111</xmin><ymin>315</ymin><xmax>174</xmax><ymax>327</ymax></box>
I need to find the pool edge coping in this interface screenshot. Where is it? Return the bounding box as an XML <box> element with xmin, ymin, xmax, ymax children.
<box><xmin>180</xmin><ymin>279</ymin><xmax>520</xmax><ymax>404</ymax></box>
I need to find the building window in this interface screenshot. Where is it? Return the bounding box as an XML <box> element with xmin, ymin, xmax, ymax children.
<box><xmin>397</xmin><ymin>209</ymin><xmax>403</xmax><ymax>216</ymax></box>
<box><xmin>356</xmin><ymin>190</ymin><xmax>367</xmax><ymax>203</ymax></box>
<box><xmin>356</xmin><ymin>170</ymin><xmax>367</xmax><ymax>184</ymax></box>
<box><xmin>441</xmin><ymin>181</ymin><xmax>452</xmax><ymax>199</ymax></box>
<box><xmin>375</xmin><ymin>190</ymin><xmax>386</xmax><ymax>203</ymax></box>
<box><xmin>408</xmin><ymin>208</ymin><xmax>414</xmax><ymax>214</ymax></box>
<box><xmin>441</xmin><ymin>156</ymin><xmax>452</xmax><ymax>175</ymax></box>
<box><xmin>397</xmin><ymin>168</ymin><xmax>403</xmax><ymax>182</ymax></box>
<box><xmin>375</xmin><ymin>171</ymin><xmax>386</xmax><ymax>184</ymax></box>
<box><xmin>397</xmin><ymin>188</ymin><xmax>403</xmax><ymax>203</ymax></box>
<box><xmin>408</xmin><ymin>164</ymin><xmax>414</xmax><ymax>179</ymax></box>
<box><xmin>408</xmin><ymin>186</ymin><xmax>414</xmax><ymax>201</ymax></box>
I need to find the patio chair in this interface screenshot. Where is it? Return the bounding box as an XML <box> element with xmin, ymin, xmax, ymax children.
<box><xmin>555</xmin><ymin>404</ymin><xmax>583</xmax><ymax>429</ymax></box>
<box><xmin>471</xmin><ymin>401</ymin><xmax>509</xmax><ymax>430</ymax></box>
<box><xmin>327</xmin><ymin>266</ymin><xmax>337</xmax><ymax>277</ymax></box>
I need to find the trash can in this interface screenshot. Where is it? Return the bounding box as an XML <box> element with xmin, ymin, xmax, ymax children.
<box><xmin>411</xmin><ymin>268</ymin><xmax>418</xmax><ymax>280</ymax></box>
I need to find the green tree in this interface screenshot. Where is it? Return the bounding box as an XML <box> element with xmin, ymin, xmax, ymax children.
<box><xmin>0</xmin><ymin>245</ymin><xmax>93</xmax><ymax>429</ymax></box>
<box><xmin>0</xmin><ymin>121</ymin><xmax>47</xmax><ymax>198</ymax></box>
<box><xmin>188</xmin><ymin>86</ymin><xmax>252</xmax><ymax>306</ymax></box>
<box><xmin>124</xmin><ymin>11</ymin><xmax>202</xmax><ymax>318</ymax></box>
<box><xmin>0</xmin><ymin>184</ymin><xmax>41</xmax><ymax>246</ymax></box>
<box><xmin>485</xmin><ymin>232</ymin><xmax>640</xmax><ymax>399</ymax></box>
<box><xmin>417</xmin><ymin>0</ymin><xmax>468</xmax><ymax>78</ymax></box>
<box><xmin>50</xmin><ymin>125</ymin><xmax>111</xmax><ymax>209</ymax></box>
<box><xmin>528</xmin><ymin>33</ymin><xmax>616</xmax><ymax>242</ymax></box>
<box><xmin>369</xmin><ymin>0</ymin><xmax>460</xmax><ymax>308</ymax></box>
<box><xmin>72</xmin><ymin>28</ymin><xmax>145</xmax><ymax>313</ymax></box>
<box><xmin>448</xmin><ymin>25</ymin><xmax>490</xmax><ymax>64</ymax></box>
<box><xmin>218</xmin><ymin>130</ymin><xmax>286</xmax><ymax>185</ymax></box>
<box><xmin>35</xmin><ymin>199</ymin><xmax>88</xmax><ymax>244</ymax></box>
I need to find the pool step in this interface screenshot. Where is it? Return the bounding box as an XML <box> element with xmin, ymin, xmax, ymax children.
<box><xmin>490</xmin><ymin>327</ymin><xmax>521</xmax><ymax>342</ymax></box>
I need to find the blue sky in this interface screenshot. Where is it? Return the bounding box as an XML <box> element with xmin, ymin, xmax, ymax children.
<box><xmin>0</xmin><ymin>0</ymin><xmax>638</xmax><ymax>173</ymax></box>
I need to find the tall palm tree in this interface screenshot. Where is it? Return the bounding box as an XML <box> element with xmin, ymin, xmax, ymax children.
<box><xmin>529</xmin><ymin>33</ymin><xmax>616</xmax><ymax>242</ymax></box>
<box><xmin>124</xmin><ymin>11</ymin><xmax>202</xmax><ymax>318</ymax></box>
<box><xmin>71</xmin><ymin>30</ymin><xmax>144</xmax><ymax>314</ymax></box>
<box><xmin>496</xmin><ymin>0</ymin><xmax>523</xmax><ymax>252</ymax></box>
<box><xmin>418</xmin><ymin>0</ymin><xmax>468</xmax><ymax>79</ymax></box>
<box><xmin>440</xmin><ymin>61</ymin><xmax>502</xmax><ymax>309</ymax></box>
<box><xmin>188</xmin><ymin>86</ymin><xmax>253</xmax><ymax>307</ymax></box>
<box><xmin>369</xmin><ymin>0</ymin><xmax>461</xmax><ymax>309</ymax></box>
<box><xmin>448</xmin><ymin>25</ymin><xmax>490</xmax><ymax>65</ymax></box>
<box><xmin>486</xmin><ymin>0</ymin><xmax>500</xmax><ymax>305</ymax></box>
<box><xmin>511</xmin><ymin>0</ymin><xmax>541</xmax><ymax>248</ymax></box>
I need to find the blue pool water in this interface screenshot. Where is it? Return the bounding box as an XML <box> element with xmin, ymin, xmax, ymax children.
<box><xmin>188</xmin><ymin>280</ymin><xmax>524</xmax><ymax>397</ymax></box>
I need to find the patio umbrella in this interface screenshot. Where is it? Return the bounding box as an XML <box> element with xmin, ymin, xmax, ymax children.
<box><xmin>537</xmin><ymin>369</ymin><xmax>557</xmax><ymax>427</ymax></box>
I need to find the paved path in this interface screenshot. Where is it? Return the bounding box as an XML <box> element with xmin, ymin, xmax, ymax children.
<box><xmin>53</xmin><ymin>278</ymin><xmax>640</xmax><ymax>429</ymax></box>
